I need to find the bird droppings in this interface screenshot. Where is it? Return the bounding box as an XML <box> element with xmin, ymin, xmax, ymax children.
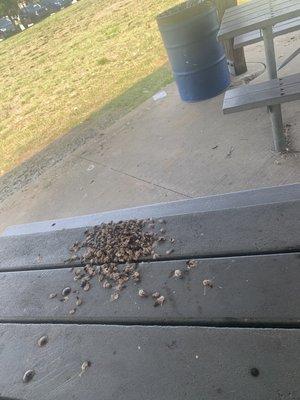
<box><xmin>76</xmin><ymin>298</ymin><xmax>83</xmax><ymax>306</ymax></box>
<box><xmin>22</xmin><ymin>369</ymin><xmax>35</xmax><ymax>383</ymax></box>
<box><xmin>203</xmin><ymin>279</ymin><xmax>213</xmax><ymax>288</ymax></box>
<box><xmin>80</xmin><ymin>361</ymin><xmax>91</xmax><ymax>377</ymax></box>
<box><xmin>37</xmin><ymin>335</ymin><xmax>48</xmax><ymax>347</ymax></box>
<box><xmin>49</xmin><ymin>293</ymin><xmax>57</xmax><ymax>299</ymax></box>
<box><xmin>138</xmin><ymin>289</ymin><xmax>148</xmax><ymax>298</ymax></box>
<box><xmin>186</xmin><ymin>259</ymin><xmax>198</xmax><ymax>270</ymax></box>
<box><xmin>166</xmin><ymin>249</ymin><xmax>174</xmax><ymax>255</ymax></box>
<box><xmin>152</xmin><ymin>291</ymin><xmax>160</xmax><ymax>299</ymax></box>
<box><xmin>174</xmin><ymin>269</ymin><xmax>183</xmax><ymax>279</ymax></box>
<box><xmin>154</xmin><ymin>295</ymin><xmax>165</xmax><ymax>307</ymax></box>
<box><xmin>83</xmin><ymin>282</ymin><xmax>91</xmax><ymax>291</ymax></box>
<box><xmin>69</xmin><ymin>308</ymin><xmax>76</xmax><ymax>315</ymax></box>
<box><xmin>111</xmin><ymin>292</ymin><xmax>119</xmax><ymax>301</ymax></box>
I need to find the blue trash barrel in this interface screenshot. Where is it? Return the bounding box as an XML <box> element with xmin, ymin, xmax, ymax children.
<box><xmin>157</xmin><ymin>1</ymin><xmax>230</xmax><ymax>102</ymax></box>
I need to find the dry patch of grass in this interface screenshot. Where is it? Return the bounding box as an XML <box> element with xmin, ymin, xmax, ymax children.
<box><xmin>0</xmin><ymin>0</ymin><xmax>181</xmax><ymax>175</ymax></box>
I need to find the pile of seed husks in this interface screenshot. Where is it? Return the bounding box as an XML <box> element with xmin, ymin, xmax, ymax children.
<box><xmin>69</xmin><ymin>219</ymin><xmax>166</xmax><ymax>303</ymax></box>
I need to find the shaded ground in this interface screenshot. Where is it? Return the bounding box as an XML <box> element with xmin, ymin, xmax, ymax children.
<box><xmin>1</xmin><ymin>32</ymin><xmax>299</xmax><ymax>233</ymax></box>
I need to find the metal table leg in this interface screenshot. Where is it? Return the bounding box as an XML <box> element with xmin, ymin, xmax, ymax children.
<box><xmin>262</xmin><ymin>25</ymin><xmax>286</xmax><ymax>152</ymax></box>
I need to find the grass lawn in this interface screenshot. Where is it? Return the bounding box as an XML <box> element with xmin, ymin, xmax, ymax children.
<box><xmin>0</xmin><ymin>0</ymin><xmax>182</xmax><ymax>175</ymax></box>
<box><xmin>0</xmin><ymin>0</ymin><xmax>247</xmax><ymax>176</ymax></box>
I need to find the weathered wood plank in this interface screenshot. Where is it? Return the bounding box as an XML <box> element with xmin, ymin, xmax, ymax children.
<box><xmin>5</xmin><ymin>184</ymin><xmax>300</xmax><ymax>236</ymax></box>
<box><xmin>218</xmin><ymin>0</ymin><xmax>300</xmax><ymax>40</ymax></box>
<box><xmin>0</xmin><ymin>200</ymin><xmax>300</xmax><ymax>271</ymax></box>
<box><xmin>0</xmin><ymin>253</ymin><xmax>299</xmax><ymax>325</ymax></box>
<box><xmin>224</xmin><ymin>86</ymin><xmax>300</xmax><ymax>112</ymax></box>
<box><xmin>0</xmin><ymin>324</ymin><xmax>299</xmax><ymax>400</ymax></box>
<box><xmin>223</xmin><ymin>86</ymin><xmax>300</xmax><ymax>113</ymax></box>
<box><xmin>224</xmin><ymin>74</ymin><xmax>300</xmax><ymax>99</ymax></box>
<box><xmin>234</xmin><ymin>16</ymin><xmax>300</xmax><ymax>48</ymax></box>
<box><xmin>223</xmin><ymin>73</ymin><xmax>300</xmax><ymax>113</ymax></box>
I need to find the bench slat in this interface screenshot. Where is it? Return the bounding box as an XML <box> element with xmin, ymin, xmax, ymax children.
<box><xmin>225</xmin><ymin>74</ymin><xmax>300</xmax><ymax>99</ymax></box>
<box><xmin>1</xmin><ymin>324</ymin><xmax>299</xmax><ymax>400</ymax></box>
<box><xmin>223</xmin><ymin>73</ymin><xmax>300</xmax><ymax>114</ymax></box>
<box><xmin>0</xmin><ymin>200</ymin><xmax>299</xmax><ymax>271</ymax></box>
<box><xmin>234</xmin><ymin>16</ymin><xmax>300</xmax><ymax>48</ymax></box>
<box><xmin>0</xmin><ymin>253</ymin><xmax>299</xmax><ymax>325</ymax></box>
<box><xmin>218</xmin><ymin>1</ymin><xmax>300</xmax><ymax>40</ymax></box>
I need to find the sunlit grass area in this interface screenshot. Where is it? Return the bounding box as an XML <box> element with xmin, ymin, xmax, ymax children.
<box><xmin>0</xmin><ymin>0</ymin><xmax>249</xmax><ymax>175</ymax></box>
<box><xmin>0</xmin><ymin>0</ymin><xmax>183</xmax><ymax>175</ymax></box>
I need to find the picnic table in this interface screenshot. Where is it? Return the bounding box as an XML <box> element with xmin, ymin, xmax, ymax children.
<box><xmin>0</xmin><ymin>184</ymin><xmax>300</xmax><ymax>399</ymax></box>
<box><xmin>218</xmin><ymin>0</ymin><xmax>300</xmax><ymax>152</ymax></box>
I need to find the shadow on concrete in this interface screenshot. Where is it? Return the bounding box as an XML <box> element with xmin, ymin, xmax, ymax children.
<box><xmin>0</xmin><ymin>65</ymin><xmax>173</xmax><ymax>203</ymax></box>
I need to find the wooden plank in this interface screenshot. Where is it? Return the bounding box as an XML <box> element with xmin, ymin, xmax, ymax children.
<box><xmin>223</xmin><ymin>74</ymin><xmax>300</xmax><ymax>113</ymax></box>
<box><xmin>218</xmin><ymin>3</ymin><xmax>300</xmax><ymax>40</ymax></box>
<box><xmin>0</xmin><ymin>324</ymin><xmax>299</xmax><ymax>400</ymax></box>
<box><xmin>0</xmin><ymin>253</ymin><xmax>299</xmax><ymax>325</ymax></box>
<box><xmin>0</xmin><ymin>200</ymin><xmax>300</xmax><ymax>271</ymax></box>
<box><xmin>234</xmin><ymin>16</ymin><xmax>300</xmax><ymax>48</ymax></box>
<box><xmin>220</xmin><ymin>4</ymin><xmax>300</xmax><ymax>34</ymax></box>
<box><xmin>220</xmin><ymin>0</ymin><xmax>297</xmax><ymax>21</ymax></box>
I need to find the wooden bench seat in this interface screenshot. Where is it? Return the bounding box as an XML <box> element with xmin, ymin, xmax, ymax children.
<box><xmin>223</xmin><ymin>72</ymin><xmax>300</xmax><ymax>114</ymax></box>
<box><xmin>1</xmin><ymin>186</ymin><xmax>299</xmax><ymax>399</ymax></box>
<box><xmin>234</xmin><ymin>16</ymin><xmax>300</xmax><ymax>49</ymax></box>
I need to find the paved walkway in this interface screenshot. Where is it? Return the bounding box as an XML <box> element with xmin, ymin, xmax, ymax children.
<box><xmin>1</xmin><ymin>32</ymin><xmax>299</xmax><ymax>233</ymax></box>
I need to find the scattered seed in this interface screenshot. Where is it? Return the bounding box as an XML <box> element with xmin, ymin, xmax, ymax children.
<box><xmin>111</xmin><ymin>292</ymin><xmax>119</xmax><ymax>301</ymax></box>
<box><xmin>76</xmin><ymin>298</ymin><xmax>83</xmax><ymax>306</ymax></box>
<box><xmin>83</xmin><ymin>282</ymin><xmax>91</xmax><ymax>291</ymax></box>
<box><xmin>152</xmin><ymin>253</ymin><xmax>159</xmax><ymax>260</ymax></box>
<box><xmin>69</xmin><ymin>308</ymin><xmax>76</xmax><ymax>315</ymax></box>
<box><xmin>37</xmin><ymin>335</ymin><xmax>48</xmax><ymax>347</ymax></box>
<box><xmin>160</xmin><ymin>228</ymin><xmax>166</xmax><ymax>234</ymax></box>
<box><xmin>49</xmin><ymin>293</ymin><xmax>57</xmax><ymax>299</ymax></box>
<box><xmin>166</xmin><ymin>249</ymin><xmax>174</xmax><ymax>255</ymax></box>
<box><xmin>152</xmin><ymin>291</ymin><xmax>160</xmax><ymax>299</ymax></box>
<box><xmin>186</xmin><ymin>259</ymin><xmax>198</xmax><ymax>269</ymax></box>
<box><xmin>203</xmin><ymin>279</ymin><xmax>213</xmax><ymax>288</ymax></box>
<box><xmin>138</xmin><ymin>289</ymin><xmax>148</xmax><ymax>298</ymax></box>
<box><xmin>80</xmin><ymin>360</ymin><xmax>91</xmax><ymax>376</ymax></box>
<box><xmin>62</xmin><ymin>287</ymin><xmax>71</xmax><ymax>297</ymax></box>
<box><xmin>23</xmin><ymin>370</ymin><xmax>35</xmax><ymax>383</ymax></box>
<box><xmin>103</xmin><ymin>280</ymin><xmax>112</xmax><ymax>289</ymax></box>
<box><xmin>174</xmin><ymin>269</ymin><xmax>183</xmax><ymax>279</ymax></box>
<box><xmin>157</xmin><ymin>236</ymin><xmax>166</xmax><ymax>242</ymax></box>
<box><xmin>132</xmin><ymin>271</ymin><xmax>140</xmax><ymax>282</ymax></box>
<box><xmin>154</xmin><ymin>295</ymin><xmax>165</xmax><ymax>307</ymax></box>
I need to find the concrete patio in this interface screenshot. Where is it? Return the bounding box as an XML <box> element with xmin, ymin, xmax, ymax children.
<box><xmin>1</xmin><ymin>31</ymin><xmax>299</xmax><ymax>234</ymax></box>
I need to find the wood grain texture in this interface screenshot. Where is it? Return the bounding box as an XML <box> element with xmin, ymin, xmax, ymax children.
<box><xmin>223</xmin><ymin>73</ymin><xmax>300</xmax><ymax>113</ymax></box>
<box><xmin>0</xmin><ymin>324</ymin><xmax>299</xmax><ymax>400</ymax></box>
<box><xmin>234</xmin><ymin>16</ymin><xmax>300</xmax><ymax>48</ymax></box>
<box><xmin>218</xmin><ymin>0</ymin><xmax>300</xmax><ymax>39</ymax></box>
<box><xmin>0</xmin><ymin>253</ymin><xmax>299</xmax><ymax>325</ymax></box>
<box><xmin>0</xmin><ymin>200</ymin><xmax>300</xmax><ymax>271</ymax></box>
